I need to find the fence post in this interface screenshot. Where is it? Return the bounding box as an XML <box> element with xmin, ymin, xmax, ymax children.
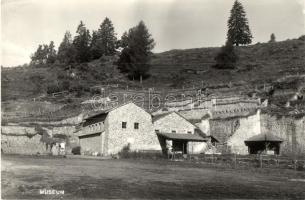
<box><xmin>294</xmin><ymin>159</ymin><xmax>297</xmax><ymax>171</ymax></box>
<box><xmin>260</xmin><ymin>154</ymin><xmax>263</xmax><ymax>168</ymax></box>
<box><xmin>211</xmin><ymin>153</ymin><xmax>214</xmax><ymax>164</ymax></box>
<box><xmin>234</xmin><ymin>154</ymin><xmax>237</xmax><ymax>169</ymax></box>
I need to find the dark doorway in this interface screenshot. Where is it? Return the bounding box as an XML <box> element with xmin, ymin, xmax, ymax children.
<box><xmin>173</xmin><ymin>140</ymin><xmax>188</xmax><ymax>154</ymax></box>
<box><xmin>246</xmin><ymin>141</ymin><xmax>281</xmax><ymax>155</ymax></box>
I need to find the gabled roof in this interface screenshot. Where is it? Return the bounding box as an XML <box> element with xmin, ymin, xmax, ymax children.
<box><xmin>245</xmin><ymin>133</ymin><xmax>284</xmax><ymax>143</ymax></box>
<box><xmin>84</xmin><ymin>110</ymin><xmax>109</xmax><ymax>121</ymax></box>
<box><xmin>153</xmin><ymin>111</ymin><xmax>211</xmax><ymax>140</ymax></box>
<box><xmin>152</xmin><ymin>112</ymin><xmax>172</xmax><ymax>122</ymax></box>
<box><xmin>152</xmin><ymin>111</ymin><xmax>195</xmax><ymax>127</ymax></box>
<box><xmin>84</xmin><ymin>102</ymin><xmax>149</xmax><ymax>121</ymax></box>
<box><xmin>157</xmin><ymin>132</ymin><xmax>207</xmax><ymax>142</ymax></box>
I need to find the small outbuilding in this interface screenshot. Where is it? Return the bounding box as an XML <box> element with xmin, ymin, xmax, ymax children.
<box><xmin>153</xmin><ymin>112</ymin><xmax>209</xmax><ymax>155</ymax></box>
<box><xmin>157</xmin><ymin>132</ymin><xmax>207</xmax><ymax>154</ymax></box>
<box><xmin>244</xmin><ymin>133</ymin><xmax>283</xmax><ymax>155</ymax></box>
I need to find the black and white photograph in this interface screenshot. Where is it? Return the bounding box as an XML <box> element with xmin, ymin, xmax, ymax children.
<box><xmin>1</xmin><ymin>0</ymin><xmax>305</xmax><ymax>199</ymax></box>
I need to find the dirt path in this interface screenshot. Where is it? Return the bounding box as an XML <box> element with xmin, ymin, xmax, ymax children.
<box><xmin>2</xmin><ymin>155</ymin><xmax>305</xmax><ymax>199</ymax></box>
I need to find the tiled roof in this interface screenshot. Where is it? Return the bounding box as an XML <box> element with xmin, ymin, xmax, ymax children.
<box><xmin>245</xmin><ymin>133</ymin><xmax>284</xmax><ymax>143</ymax></box>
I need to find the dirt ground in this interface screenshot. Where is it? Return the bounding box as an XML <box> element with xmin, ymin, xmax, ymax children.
<box><xmin>2</xmin><ymin>155</ymin><xmax>305</xmax><ymax>199</ymax></box>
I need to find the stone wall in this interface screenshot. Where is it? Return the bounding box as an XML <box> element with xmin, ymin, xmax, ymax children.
<box><xmin>179</xmin><ymin>109</ymin><xmax>210</xmax><ymax>120</ymax></box>
<box><xmin>153</xmin><ymin>112</ymin><xmax>209</xmax><ymax>154</ymax></box>
<box><xmin>195</xmin><ymin>118</ymin><xmax>210</xmax><ymax>135</ymax></box>
<box><xmin>261</xmin><ymin>114</ymin><xmax>305</xmax><ymax>155</ymax></box>
<box><xmin>226</xmin><ymin>111</ymin><xmax>261</xmax><ymax>154</ymax></box>
<box><xmin>188</xmin><ymin>141</ymin><xmax>208</xmax><ymax>154</ymax></box>
<box><xmin>106</xmin><ymin>103</ymin><xmax>161</xmax><ymax>155</ymax></box>
<box><xmin>79</xmin><ymin>133</ymin><xmax>104</xmax><ymax>154</ymax></box>
<box><xmin>153</xmin><ymin>112</ymin><xmax>196</xmax><ymax>134</ymax></box>
<box><xmin>1</xmin><ymin>124</ymin><xmax>78</xmax><ymax>155</ymax></box>
<box><xmin>1</xmin><ymin>134</ymin><xmax>48</xmax><ymax>155</ymax></box>
<box><xmin>209</xmin><ymin>110</ymin><xmax>305</xmax><ymax>155</ymax></box>
<box><xmin>209</xmin><ymin>111</ymin><xmax>261</xmax><ymax>154</ymax></box>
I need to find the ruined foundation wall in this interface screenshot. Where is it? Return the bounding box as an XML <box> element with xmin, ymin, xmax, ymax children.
<box><xmin>210</xmin><ymin>111</ymin><xmax>261</xmax><ymax>154</ymax></box>
<box><xmin>260</xmin><ymin>114</ymin><xmax>305</xmax><ymax>155</ymax></box>
<box><xmin>179</xmin><ymin>109</ymin><xmax>210</xmax><ymax>120</ymax></box>
<box><xmin>1</xmin><ymin>134</ymin><xmax>48</xmax><ymax>155</ymax></box>
<box><xmin>1</xmin><ymin>124</ymin><xmax>78</xmax><ymax>155</ymax></box>
<box><xmin>227</xmin><ymin>112</ymin><xmax>261</xmax><ymax>154</ymax></box>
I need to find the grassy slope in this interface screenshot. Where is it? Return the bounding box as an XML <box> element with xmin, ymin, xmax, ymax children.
<box><xmin>147</xmin><ymin>38</ymin><xmax>305</xmax><ymax>88</ymax></box>
<box><xmin>1</xmin><ymin>37</ymin><xmax>305</xmax><ymax>121</ymax></box>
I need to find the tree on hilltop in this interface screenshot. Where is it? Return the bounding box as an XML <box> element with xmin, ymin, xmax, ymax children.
<box><xmin>117</xmin><ymin>31</ymin><xmax>129</xmax><ymax>49</ymax></box>
<box><xmin>30</xmin><ymin>45</ymin><xmax>45</xmax><ymax>65</ymax></box>
<box><xmin>98</xmin><ymin>17</ymin><xmax>117</xmax><ymax>56</ymax></box>
<box><xmin>73</xmin><ymin>21</ymin><xmax>91</xmax><ymax>63</ymax></box>
<box><xmin>117</xmin><ymin>21</ymin><xmax>155</xmax><ymax>81</ymax></box>
<box><xmin>90</xmin><ymin>30</ymin><xmax>100</xmax><ymax>60</ymax></box>
<box><xmin>227</xmin><ymin>0</ymin><xmax>252</xmax><ymax>46</ymax></box>
<box><xmin>31</xmin><ymin>42</ymin><xmax>56</xmax><ymax>65</ymax></box>
<box><xmin>46</xmin><ymin>41</ymin><xmax>56</xmax><ymax>64</ymax></box>
<box><xmin>57</xmin><ymin>31</ymin><xmax>76</xmax><ymax>64</ymax></box>
<box><xmin>90</xmin><ymin>17</ymin><xmax>117</xmax><ymax>59</ymax></box>
<box><xmin>269</xmin><ymin>33</ymin><xmax>276</xmax><ymax>43</ymax></box>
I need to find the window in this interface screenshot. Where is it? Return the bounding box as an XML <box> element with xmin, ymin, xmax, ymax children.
<box><xmin>187</xmin><ymin>131</ymin><xmax>192</xmax><ymax>134</ymax></box>
<box><xmin>134</xmin><ymin>122</ymin><xmax>139</xmax><ymax>129</ymax></box>
<box><xmin>122</xmin><ymin>122</ymin><xmax>127</xmax><ymax>129</ymax></box>
<box><xmin>172</xmin><ymin>130</ymin><xmax>176</xmax><ymax>133</ymax></box>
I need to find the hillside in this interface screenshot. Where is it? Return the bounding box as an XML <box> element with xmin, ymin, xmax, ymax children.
<box><xmin>149</xmin><ymin>37</ymin><xmax>305</xmax><ymax>87</ymax></box>
<box><xmin>2</xmin><ymin>36</ymin><xmax>305</xmax><ymax>100</ymax></box>
<box><xmin>1</xmin><ymin>36</ymin><xmax>305</xmax><ymax>122</ymax></box>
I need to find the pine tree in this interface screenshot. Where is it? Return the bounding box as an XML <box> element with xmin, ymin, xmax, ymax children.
<box><xmin>227</xmin><ymin>0</ymin><xmax>252</xmax><ymax>46</ymax></box>
<box><xmin>30</xmin><ymin>45</ymin><xmax>43</xmax><ymax>64</ymax></box>
<box><xmin>90</xmin><ymin>30</ymin><xmax>101</xmax><ymax>60</ymax></box>
<box><xmin>90</xmin><ymin>17</ymin><xmax>117</xmax><ymax>59</ymax></box>
<box><xmin>117</xmin><ymin>21</ymin><xmax>155</xmax><ymax>80</ymax></box>
<box><xmin>119</xmin><ymin>31</ymin><xmax>129</xmax><ymax>48</ymax></box>
<box><xmin>269</xmin><ymin>33</ymin><xmax>276</xmax><ymax>43</ymax></box>
<box><xmin>214</xmin><ymin>40</ymin><xmax>238</xmax><ymax>69</ymax></box>
<box><xmin>98</xmin><ymin>17</ymin><xmax>117</xmax><ymax>56</ymax></box>
<box><xmin>46</xmin><ymin>41</ymin><xmax>57</xmax><ymax>64</ymax></box>
<box><xmin>73</xmin><ymin>21</ymin><xmax>91</xmax><ymax>63</ymax></box>
<box><xmin>57</xmin><ymin>31</ymin><xmax>75</xmax><ymax>64</ymax></box>
<box><xmin>41</xmin><ymin>44</ymin><xmax>49</xmax><ymax>64</ymax></box>
<box><xmin>31</xmin><ymin>44</ymin><xmax>49</xmax><ymax>65</ymax></box>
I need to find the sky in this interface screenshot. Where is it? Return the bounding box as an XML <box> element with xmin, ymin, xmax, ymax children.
<box><xmin>1</xmin><ymin>0</ymin><xmax>305</xmax><ymax>67</ymax></box>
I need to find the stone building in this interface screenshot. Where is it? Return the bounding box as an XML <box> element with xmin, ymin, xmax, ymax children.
<box><xmin>244</xmin><ymin>133</ymin><xmax>283</xmax><ymax>155</ymax></box>
<box><xmin>78</xmin><ymin>102</ymin><xmax>161</xmax><ymax>155</ymax></box>
<box><xmin>152</xmin><ymin>112</ymin><xmax>209</xmax><ymax>154</ymax></box>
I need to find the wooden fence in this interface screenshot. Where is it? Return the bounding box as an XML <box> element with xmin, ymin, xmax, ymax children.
<box><xmin>177</xmin><ymin>154</ymin><xmax>305</xmax><ymax>171</ymax></box>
